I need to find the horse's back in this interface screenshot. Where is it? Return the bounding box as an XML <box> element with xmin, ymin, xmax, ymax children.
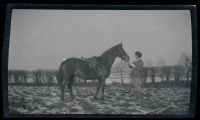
<box><xmin>61</xmin><ymin>57</ymin><xmax>80</xmax><ymax>64</ymax></box>
<box><xmin>59</xmin><ymin>57</ymin><xmax>110</xmax><ymax>80</ymax></box>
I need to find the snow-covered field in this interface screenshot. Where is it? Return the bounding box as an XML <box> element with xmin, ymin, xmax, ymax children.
<box><xmin>8</xmin><ymin>84</ymin><xmax>190</xmax><ymax>115</ymax></box>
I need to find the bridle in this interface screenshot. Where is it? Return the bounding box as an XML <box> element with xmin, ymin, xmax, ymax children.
<box><xmin>115</xmin><ymin>46</ymin><xmax>129</xmax><ymax>71</ymax></box>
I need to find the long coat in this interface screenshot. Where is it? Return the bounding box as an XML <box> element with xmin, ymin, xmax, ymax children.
<box><xmin>131</xmin><ymin>58</ymin><xmax>144</xmax><ymax>78</ymax></box>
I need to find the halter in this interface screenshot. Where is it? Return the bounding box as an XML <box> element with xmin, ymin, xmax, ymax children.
<box><xmin>117</xmin><ymin>45</ymin><xmax>127</xmax><ymax>60</ymax></box>
<box><xmin>115</xmin><ymin>46</ymin><xmax>128</xmax><ymax>71</ymax></box>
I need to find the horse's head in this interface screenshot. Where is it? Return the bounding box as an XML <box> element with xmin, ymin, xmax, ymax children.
<box><xmin>115</xmin><ymin>42</ymin><xmax>130</xmax><ymax>62</ymax></box>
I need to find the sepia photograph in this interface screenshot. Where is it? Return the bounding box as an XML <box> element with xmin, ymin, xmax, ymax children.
<box><xmin>2</xmin><ymin>4</ymin><xmax>197</xmax><ymax>117</ymax></box>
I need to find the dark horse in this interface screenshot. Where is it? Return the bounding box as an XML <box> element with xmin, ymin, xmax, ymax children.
<box><xmin>57</xmin><ymin>43</ymin><xmax>129</xmax><ymax>100</ymax></box>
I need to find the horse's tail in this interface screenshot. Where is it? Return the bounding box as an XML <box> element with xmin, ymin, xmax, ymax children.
<box><xmin>56</xmin><ymin>66</ymin><xmax>63</xmax><ymax>88</ymax></box>
<box><xmin>57</xmin><ymin>58</ymin><xmax>78</xmax><ymax>88</ymax></box>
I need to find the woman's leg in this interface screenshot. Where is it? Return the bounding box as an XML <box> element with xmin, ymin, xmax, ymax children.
<box><xmin>137</xmin><ymin>77</ymin><xmax>144</xmax><ymax>93</ymax></box>
<box><xmin>133</xmin><ymin>77</ymin><xmax>138</xmax><ymax>91</ymax></box>
<box><xmin>129</xmin><ymin>77</ymin><xmax>135</xmax><ymax>93</ymax></box>
<box><xmin>138</xmin><ymin>79</ymin><xmax>142</xmax><ymax>92</ymax></box>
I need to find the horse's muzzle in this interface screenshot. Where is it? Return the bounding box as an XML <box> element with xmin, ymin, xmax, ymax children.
<box><xmin>125</xmin><ymin>56</ymin><xmax>130</xmax><ymax>62</ymax></box>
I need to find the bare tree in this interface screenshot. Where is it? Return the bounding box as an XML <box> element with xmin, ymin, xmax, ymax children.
<box><xmin>33</xmin><ymin>70</ymin><xmax>42</xmax><ymax>85</ymax></box>
<box><xmin>13</xmin><ymin>70</ymin><xmax>20</xmax><ymax>84</ymax></box>
<box><xmin>163</xmin><ymin>66</ymin><xmax>171</xmax><ymax>82</ymax></box>
<box><xmin>20</xmin><ymin>71</ymin><xmax>28</xmax><ymax>84</ymax></box>
<box><xmin>144</xmin><ymin>60</ymin><xmax>153</xmax><ymax>84</ymax></box>
<box><xmin>8</xmin><ymin>71</ymin><xmax>13</xmax><ymax>84</ymax></box>
<box><xmin>142</xmin><ymin>67</ymin><xmax>148</xmax><ymax>84</ymax></box>
<box><xmin>177</xmin><ymin>52</ymin><xmax>192</xmax><ymax>81</ymax></box>
<box><xmin>173</xmin><ymin>65</ymin><xmax>184</xmax><ymax>81</ymax></box>
<box><xmin>157</xmin><ymin>59</ymin><xmax>166</xmax><ymax>82</ymax></box>
<box><xmin>184</xmin><ymin>54</ymin><xmax>192</xmax><ymax>81</ymax></box>
<box><xmin>46</xmin><ymin>71</ymin><xmax>54</xmax><ymax>85</ymax></box>
<box><xmin>150</xmin><ymin>67</ymin><xmax>156</xmax><ymax>83</ymax></box>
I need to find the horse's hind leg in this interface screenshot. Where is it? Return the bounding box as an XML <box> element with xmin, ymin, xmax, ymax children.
<box><xmin>68</xmin><ymin>74</ymin><xmax>75</xmax><ymax>100</ymax></box>
<box><xmin>100</xmin><ymin>78</ymin><xmax>106</xmax><ymax>100</ymax></box>
<box><xmin>60</xmin><ymin>76</ymin><xmax>69</xmax><ymax>101</ymax></box>
<box><xmin>94</xmin><ymin>79</ymin><xmax>101</xmax><ymax>100</ymax></box>
<box><xmin>60</xmin><ymin>85</ymin><xmax>65</xmax><ymax>101</ymax></box>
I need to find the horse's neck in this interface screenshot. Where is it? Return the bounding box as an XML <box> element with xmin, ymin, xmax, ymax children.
<box><xmin>101</xmin><ymin>51</ymin><xmax>117</xmax><ymax>69</ymax></box>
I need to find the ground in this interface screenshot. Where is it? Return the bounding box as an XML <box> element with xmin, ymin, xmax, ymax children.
<box><xmin>8</xmin><ymin>84</ymin><xmax>190</xmax><ymax>115</ymax></box>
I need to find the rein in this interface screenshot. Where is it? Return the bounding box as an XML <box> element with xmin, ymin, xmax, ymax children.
<box><xmin>115</xmin><ymin>47</ymin><xmax>128</xmax><ymax>71</ymax></box>
<box><xmin>116</xmin><ymin>60</ymin><xmax>127</xmax><ymax>72</ymax></box>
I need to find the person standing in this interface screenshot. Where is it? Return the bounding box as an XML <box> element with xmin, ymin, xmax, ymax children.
<box><xmin>128</xmin><ymin>51</ymin><xmax>144</xmax><ymax>94</ymax></box>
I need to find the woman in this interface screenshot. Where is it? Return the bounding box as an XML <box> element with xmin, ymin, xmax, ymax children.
<box><xmin>128</xmin><ymin>51</ymin><xmax>144</xmax><ymax>94</ymax></box>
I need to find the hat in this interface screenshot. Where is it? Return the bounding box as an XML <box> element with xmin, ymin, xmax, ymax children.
<box><xmin>135</xmin><ymin>51</ymin><xmax>142</xmax><ymax>58</ymax></box>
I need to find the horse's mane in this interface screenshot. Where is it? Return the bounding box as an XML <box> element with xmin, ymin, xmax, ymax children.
<box><xmin>101</xmin><ymin>43</ymin><xmax>121</xmax><ymax>57</ymax></box>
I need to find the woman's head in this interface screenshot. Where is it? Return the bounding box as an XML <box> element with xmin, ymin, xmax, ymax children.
<box><xmin>135</xmin><ymin>51</ymin><xmax>142</xmax><ymax>58</ymax></box>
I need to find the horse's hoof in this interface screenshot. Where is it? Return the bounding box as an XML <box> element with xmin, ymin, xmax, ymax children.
<box><xmin>75</xmin><ymin>98</ymin><xmax>80</xmax><ymax>101</ymax></box>
<box><xmin>100</xmin><ymin>97</ymin><xmax>104</xmax><ymax>100</ymax></box>
<box><xmin>70</xmin><ymin>97</ymin><xmax>75</xmax><ymax>100</ymax></box>
<box><xmin>94</xmin><ymin>96</ymin><xmax>98</xmax><ymax>100</ymax></box>
<box><xmin>61</xmin><ymin>97</ymin><xmax>64</xmax><ymax>101</ymax></box>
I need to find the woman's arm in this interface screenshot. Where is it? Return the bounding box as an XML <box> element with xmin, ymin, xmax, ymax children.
<box><xmin>128</xmin><ymin>61</ymin><xmax>135</xmax><ymax>68</ymax></box>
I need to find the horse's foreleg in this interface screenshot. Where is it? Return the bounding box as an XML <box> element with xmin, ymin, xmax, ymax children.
<box><xmin>68</xmin><ymin>76</ymin><xmax>75</xmax><ymax>100</ymax></box>
<box><xmin>100</xmin><ymin>78</ymin><xmax>106</xmax><ymax>100</ymax></box>
<box><xmin>94</xmin><ymin>79</ymin><xmax>101</xmax><ymax>99</ymax></box>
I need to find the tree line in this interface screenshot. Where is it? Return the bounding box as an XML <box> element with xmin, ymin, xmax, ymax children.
<box><xmin>8</xmin><ymin>63</ymin><xmax>191</xmax><ymax>86</ymax></box>
<box><xmin>142</xmin><ymin>64</ymin><xmax>192</xmax><ymax>84</ymax></box>
<box><xmin>8</xmin><ymin>69</ymin><xmax>58</xmax><ymax>85</ymax></box>
<box><xmin>8</xmin><ymin>69</ymin><xmax>96</xmax><ymax>86</ymax></box>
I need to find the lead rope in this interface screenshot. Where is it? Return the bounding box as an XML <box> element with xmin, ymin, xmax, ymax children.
<box><xmin>116</xmin><ymin>60</ymin><xmax>127</xmax><ymax>72</ymax></box>
<box><xmin>121</xmin><ymin>61</ymin><xmax>127</xmax><ymax>72</ymax></box>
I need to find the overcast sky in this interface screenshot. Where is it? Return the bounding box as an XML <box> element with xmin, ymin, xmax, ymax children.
<box><xmin>8</xmin><ymin>9</ymin><xmax>192</xmax><ymax>70</ymax></box>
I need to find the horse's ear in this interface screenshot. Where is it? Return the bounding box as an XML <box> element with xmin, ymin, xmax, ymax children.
<box><xmin>120</xmin><ymin>41</ymin><xmax>123</xmax><ymax>47</ymax></box>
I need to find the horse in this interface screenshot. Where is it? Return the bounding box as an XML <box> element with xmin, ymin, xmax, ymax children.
<box><xmin>57</xmin><ymin>43</ymin><xmax>130</xmax><ymax>101</ymax></box>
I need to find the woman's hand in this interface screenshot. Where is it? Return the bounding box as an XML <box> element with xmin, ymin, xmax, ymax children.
<box><xmin>128</xmin><ymin>62</ymin><xmax>133</xmax><ymax>68</ymax></box>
